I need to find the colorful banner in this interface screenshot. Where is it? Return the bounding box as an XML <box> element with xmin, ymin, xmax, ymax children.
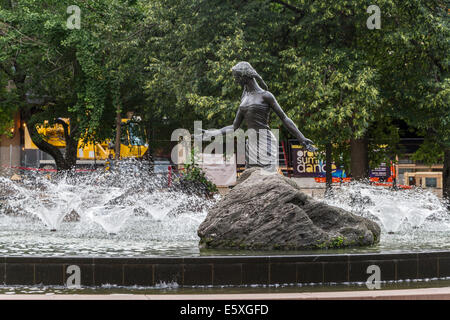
<box><xmin>291</xmin><ymin>145</ymin><xmax>336</xmax><ymax>177</ymax></box>
<box><xmin>290</xmin><ymin>143</ymin><xmax>391</xmax><ymax>180</ymax></box>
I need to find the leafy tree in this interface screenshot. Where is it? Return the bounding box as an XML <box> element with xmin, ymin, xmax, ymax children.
<box><xmin>369</xmin><ymin>0</ymin><xmax>449</xmax><ymax>199</ymax></box>
<box><xmin>141</xmin><ymin>0</ymin><xmax>392</xmax><ymax>180</ymax></box>
<box><xmin>0</xmin><ymin>70</ymin><xmax>17</xmax><ymax>135</ymax></box>
<box><xmin>0</xmin><ymin>0</ymin><xmax>148</xmax><ymax>170</ymax></box>
<box><xmin>141</xmin><ymin>0</ymin><xmax>447</xmax><ymax>193</ymax></box>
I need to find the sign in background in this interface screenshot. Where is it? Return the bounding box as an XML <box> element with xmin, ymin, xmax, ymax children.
<box><xmin>291</xmin><ymin>145</ymin><xmax>336</xmax><ymax>177</ymax></box>
<box><xmin>370</xmin><ymin>162</ymin><xmax>390</xmax><ymax>179</ymax></box>
<box><xmin>290</xmin><ymin>142</ymin><xmax>391</xmax><ymax>181</ymax></box>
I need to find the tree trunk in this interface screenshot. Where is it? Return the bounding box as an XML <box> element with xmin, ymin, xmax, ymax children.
<box><xmin>443</xmin><ymin>148</ymin><xmax>450</xmax><ymax>203</ymax></box>
<box><xmin>115</xmin><ymin>105</ymin><xmax>121</xmax><ymax>160</ymax></box>
<box><xmin>26</xmin><ymin>121</ymin><xmax>68</xmax><ymax>170</ymax></box>
<box><xmin>25</xmin><ymin>115</ymin><xmax>79</xmax><ymax>171</ymax></box>
<box><xmin>325</xmin><ymin>142</ymin><xmax>333</xmax><ymax>195</ymax></box>
<box><xmin>65</xmin><ymin>133</ymin><xmax>78</xmax><ymax>169</ymax></box>
<box><xmin>350</xmin><ymin>136</ymin><xmax>369</xmax><ymax>180</ymax></box>
<box><xmin>55</xmin><ymin>118</ymin><xmax>79</xmax><ymax>170</ymax></box>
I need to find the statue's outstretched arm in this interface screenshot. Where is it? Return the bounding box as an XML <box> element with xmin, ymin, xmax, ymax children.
<box><xmin>203</xmin><ymin>107</ymin><xmax>244</xmax><ymax>138</ymax></box>
<box><xmin>264</xmin><ymin>92</ymin><xmax>317</xmax><ymax>151</ymax></box>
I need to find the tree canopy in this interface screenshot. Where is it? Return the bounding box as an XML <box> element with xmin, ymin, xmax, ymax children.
<box><xmin>0</xmin><ymin>0</ymin><xmax>148</xmax><ymax>168</ymax></box>
<box><xmin>140</xmin><ymin>0</ymin><xmax>447</xmax><ymax>175</ymax></box>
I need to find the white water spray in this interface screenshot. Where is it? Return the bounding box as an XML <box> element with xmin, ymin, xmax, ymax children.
<box><xmin>324</xmin><ymin>182</ymin><xmax>450</xmax><ymax>234</ymax></box>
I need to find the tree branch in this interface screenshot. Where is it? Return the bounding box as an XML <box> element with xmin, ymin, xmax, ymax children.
<box><xmin>55</xmin><ymin>118</ymin><xmax>70</xmax><ymax>143</ymax></box>
<box><xmin>0</xmin><ymin>20</ymin><xmax>47</xmax><ymax>47</ymax></box>
<box><xmin>270</xmin><ymin>0</ymin><xmax>303</xmax><ymax>15</ymax></box>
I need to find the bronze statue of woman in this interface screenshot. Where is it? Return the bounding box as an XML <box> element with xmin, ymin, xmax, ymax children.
<box><xmin>203</xmin><ymin>61</ymin><xmax>317</xmax><ymax>171</ymax></box>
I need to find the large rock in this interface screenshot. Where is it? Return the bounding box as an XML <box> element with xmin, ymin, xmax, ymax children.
<box><xmin>198</xmin><ymin>168</ymin><xmax>381</xmax><ymax>250</ymax></box>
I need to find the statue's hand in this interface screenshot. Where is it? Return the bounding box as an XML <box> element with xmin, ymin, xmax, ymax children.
<box><xmin>305</xmin><ymin>144</ymin><xmax>318</xmax><ymax>152</ymax></box>
<box><xmin>302</xmin><ymin>138</ymin><xmax>318</xmax><ymax>152</ymax></box>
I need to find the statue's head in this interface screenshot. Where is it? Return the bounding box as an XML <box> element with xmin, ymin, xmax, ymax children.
<box><xmin>231</xmin><ymin>61</ymin><xmax>268</xmax><ymax>90</ymax></box>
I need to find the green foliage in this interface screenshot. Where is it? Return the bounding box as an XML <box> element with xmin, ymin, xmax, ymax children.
<box><xmin>141</xmin><ymin>0</ymin><xmax>444</xmax><ymax>168</ymax></box>
<box><xmin>372</xmin><ymin>0</ymin><xmax>449</xmax><ymax>149</ymax></box>
<box><xmin>315</xmin><ymin>236</ymin><xmax>346</xmax><ymax>249</ymax></box>
<box><xmin>182</xmin><ymin>148</ymin><xmax>218</xmax><ymax>194</ymax></box>
<box><xmin>411</xmin><ymin>139</ymin><xmax>444</xmax><ymax>166</ymax></box>
<box><xmin>0</xmin><ymin>0</ymin><xmax>148</xmax><ymax>145</ymax></box>
<box><xmin>367</xmin><ymin>121</ymin><xmax>401</xmax><ymax>169</ymax></box>
<box><xmin>0</xmin><ymin>72</ymin><xmax>17</xmax><ymax>135</ymax></box>
<box><xmin>330</xmin><ymin>236</ymin><xmax>345</xmax><ymax>248</ymax></box>
<box><xmin>1</xmin><ymin>0</ymin><xmax>447</xmax><ymax>178</ymax></box>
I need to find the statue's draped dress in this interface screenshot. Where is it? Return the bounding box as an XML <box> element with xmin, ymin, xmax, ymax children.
<box><xmin>239</xmin><ymin>101</ymin><xmax>279</xmax><ymax>172</ymax></box>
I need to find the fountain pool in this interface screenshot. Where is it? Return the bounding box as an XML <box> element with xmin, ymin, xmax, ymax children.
<box><xmin>0</xmin><ymin>163</ymin><xmax>449</xmax><ymax>257</ymax></box>
<box><xmin>0</xmin><ymin>162</ymin><xmax>449</xmax><ymax>288</ymax></box>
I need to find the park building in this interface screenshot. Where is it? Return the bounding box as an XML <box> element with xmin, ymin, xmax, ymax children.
<box><xmin>394</xmin><ymin>138</ymin><xmax>444</xmax><ymax>197</ymax></box>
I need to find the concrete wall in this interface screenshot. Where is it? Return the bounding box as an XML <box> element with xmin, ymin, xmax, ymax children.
<box><xmin>0</xmin><ymin>132</ymin><xmax>21</xmax><ymax>168</ymax></box>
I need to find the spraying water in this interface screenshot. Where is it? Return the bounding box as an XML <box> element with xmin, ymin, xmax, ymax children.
<box><xmin>324</xmin><ymin>182</ymin><xmax>450</xmax><ymax>252</ymax></box>
<box><xmin>0</xmin><ymin>161</ymin><xmax>215</xmax><ymax>256</ymax></box>
<box><xmin>1</xmin><ymin>164</ymin><xmax>449</xmax><ymax>256</ymax></box>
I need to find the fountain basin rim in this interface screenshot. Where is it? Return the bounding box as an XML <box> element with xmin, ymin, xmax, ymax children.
<box><xmin>1</xmin><ymin>250</ymin><xmax>450</xmax><ymax>288</ymax></box>
<box><xmin>2</xmin><ymin>249</ymin><xmax>450</xmax><ymax>263</ymax></box>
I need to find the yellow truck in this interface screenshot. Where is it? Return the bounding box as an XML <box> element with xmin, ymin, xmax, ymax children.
<box><xmin>23</xmin><ymin>118</ymin><xmax>149</xmax><ymax>168</ymax></box>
